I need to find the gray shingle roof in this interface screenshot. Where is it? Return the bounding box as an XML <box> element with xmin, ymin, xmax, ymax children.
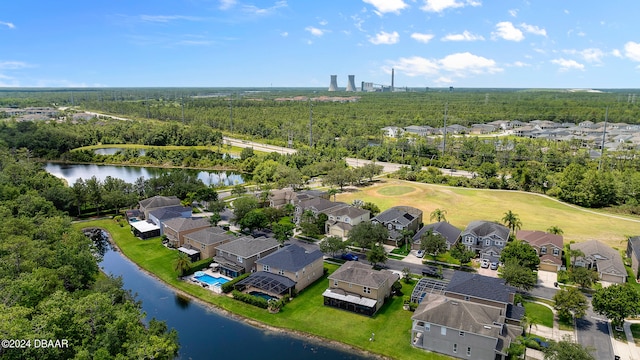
<box><xmin>216</xmin><ymin>236</ymin><xmax>280</xmax><ymax>257</ymax></box>
<box><xmin>328</xmin><ymin>261</ymin><xmax>399</xmax><ymax>289</ymax></box>
<box><xmin>163</xmin><ymin>217</ymin><xmax>210</xmax><ymax>232</ymax></box>
<box><xmin>628</xmin><ymin>236</ymin><xmax>640</xmax><ymax>258</ymax></box>
<box><xmin>445</xmin><ymin>271</ymin><xmax>515</xmax><ymax>304</ymax></box>
<box><xmin>414</xmin><ymin>222</ymin><xmax>461</xmax><ymax>245</ymax></box>
<box><xmin>372</xmin><ymin>206</ymin><xmax>421</xmax><ymax>226</ymax></box>
<box><xmin>149</xmin><ymin>205</ymin><xmax>191</xmax><ymax>221</ymax></box>
<box><xmin>139</xmin><ymin>195</ymin><xmax>181</xmax><ymax>209</ymax></box>
<box><xmin>183</xmin><ymin>227</ymin><xmax>236</xmax><ymax>246</ymax></box>
<box><xmin>462</xmin><ymin>220</ymin><xmax>510</xmax><ymax>241</ymax></box>
<box><xmin>571</xmin><ymin>240</ymin><xmax>626</xmax><ymax>277</ymax></box>
<box><xmin>257</xmin><ymin>244</ymin><xmax>323</xmax><ymax>272</ymax></box>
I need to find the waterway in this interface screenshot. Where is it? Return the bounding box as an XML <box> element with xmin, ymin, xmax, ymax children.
<box><xmin>91</xmin><ymin>230</ymin><xmax>371</xmax><ymax>360</ymax></box>
<box><xmin>44</xmin><ymin>162</ymin><xmax>246</xmax><ymax>187</ymax></box>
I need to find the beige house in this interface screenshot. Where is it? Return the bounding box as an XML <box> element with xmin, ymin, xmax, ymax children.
<box><xmin>571</xmin><ymin>240</ymin><xmax>627</xmax><ymax>284</ymax></box>
<box><xmin>214</xmin><ymin>236</ymin><xmax>280</xmax><ymax>278</ymax></box>
<box><xmin>255</xmin><ymin>244</ymin><xmax>324</xmax><ymax>292</ymax></box>
<box><xmin>325</xmin><ymin>206</ymin><xmax>370</xmax><ymax>238</ymax></box>
<box><xmin>517</xmin><ymin>230</ymin><xmax>564</xmax><ymax>272</ymax></box>
<box><xmin>323</xmin><ymin>262</ymin><xmax>399</xmax><ymax>316</ymax></box>
<box><xmin>162</xmin><ymin>217</ymin><xmax>211</xmax><ymax>248</ymax></box>
<box><xmin>182</xmin><ymin>227</ymin><xmax>236</xmax><ymax>259</ymax></box>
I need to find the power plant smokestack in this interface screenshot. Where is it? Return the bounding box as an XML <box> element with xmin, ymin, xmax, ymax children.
<box><xmin>328</xmin><ymin>75</ymin><xmax>338</xmax><ymax>91</ymax></box>
<box><xmin>346</xmin><ymin>75</ymin><xmax>356</xmax><ymax>92</ymax></box>
<box><xmin>391</xmin><ymin>68</ymin><xmax>395</xmax><ymax>91</ymax></box>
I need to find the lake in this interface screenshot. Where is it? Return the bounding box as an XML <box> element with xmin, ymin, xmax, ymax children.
<box><xmin>44</xmin><ymin>162</ymin><xmax>246</xmax><ymax>187</ymax></box>
<box><xmin>90</xmin><ymin>230</ymin><xmax>370</xmax><ymax>360</ymax></box>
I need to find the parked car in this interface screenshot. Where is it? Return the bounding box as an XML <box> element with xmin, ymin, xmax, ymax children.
<box><xmin>481</xmin><ymin>259</ymin><xmax>489</xmax><ymax>268</ymax></box>
<box><xmin>532</xmin><ymin>338</ymin><xmax>550</xmax><ymax>349</ymax></box>
<box><xmin>341</xmin><ymin>253</ymin><xmax>358</xmax><ymax>261</ymax></box>
<box><xmin>416</xmin><ymin>249</ymin><xmax>425</xmax><ymax>258</ymax></box>
<box><xmin>422</xmin><ymin>267</ymin><xmax>443</xmax><ymax>279</ymax></box>
<box><xmin>490</xmin><ymin>262</ymin><xmax>499</xmax><ymax>270</ymax></box>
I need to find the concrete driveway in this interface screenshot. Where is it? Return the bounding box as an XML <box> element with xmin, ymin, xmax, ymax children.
<box><xmin>537</xmin><ymin>270</ymin><xmax>558</xmax><ymax>288</ymax></box>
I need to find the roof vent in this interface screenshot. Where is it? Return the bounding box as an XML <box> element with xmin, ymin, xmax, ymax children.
<box><xmin>483</xmin><ymin>325</ymin><xmax>492</xmax><ymax>329</ymax></box>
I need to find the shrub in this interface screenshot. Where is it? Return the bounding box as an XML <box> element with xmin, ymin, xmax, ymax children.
<box><xmin>408</xmin><ymin>302</ymin><xmax>419</xmax><ymax>312</ymax></box>
<box><xmin>221</xmin><ymin>273</ymin><xmax>251</xmax><ymax>293</ymax></box>
<box><xmin>232</xmin><ymin>290</ymin><xmax>268</xmax><ymax>309</ymax></box>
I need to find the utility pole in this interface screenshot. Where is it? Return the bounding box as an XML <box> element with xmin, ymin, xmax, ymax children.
<box><xmin>229</xmin><ymin>95</ymin><xmax>233</xmax><ymax>133</ymax></box>
<box><xmin>309</xmin><ymin>99</ymin><xmax>313</xmax><ymax>147</ymax></box>
<box><xmin>598</xmin><ymin>107</ymin><xmax>608</xmax><ymax>171</ymax></box>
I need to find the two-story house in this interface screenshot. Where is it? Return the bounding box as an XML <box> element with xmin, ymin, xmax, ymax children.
<box><xmin>252</xmin><ymin>244</ymin><xmax>324</xmax><ymax>293</ymax></box>
<box><xmin>162</xmin><ymin>217</ymin><xmax>211</xmax><ymax>248</ymax></box>
<box><xmin>459</xmin><ymin>221</ymin><xmax>510</xmax><ymax>262</ymax></box>
<box><xmin>293</xmin><ymin>197</ymin><xmax>346</xmax><ymax>224</ymax></box>
<box><xmin>214</xmin><ymin>236</ymin><xmax>280</xmax><ymax>278</ymax></box>
<box><xmin>147</xmin><ymin>205</ymin><xmax>192</xmax><ymax>235</ymax></box>
<box><xmin>322</xmin><ymin>261</ymin><xmax>399</xmax><ymax>316</ymax></box>
<box><xmin>517</xmin><ymin>230</ymin><xmax>564</xmax><ymax>272</ymax></box>
<box><xmin>325</xmin><ymin>206</ymin><xmax>370</xmax><ymax>238</ymax></box>
<box><xmin>182</xmin><ymin>227</ymin><xmax>237</xmax><ymax>260</ymax></box>
<box><xmin>371</xmin><ymin>206</ymin><xmax>423</xmax><ymax>247</ymax></box>
<box><xmin>411</xmin><ymin>271</ymin><xmax>523</xmax><ymax>360</ymax></box>
<box><xmin>138</xmin><ymin>195</ymin><xmax>182</xmax><ymax>219</ymax></box>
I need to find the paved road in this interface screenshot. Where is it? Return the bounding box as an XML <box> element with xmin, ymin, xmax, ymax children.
<box><xmin>576</xmin><ymin>297</ymin><xmax>615</xmax><ymax>360</ymax></box>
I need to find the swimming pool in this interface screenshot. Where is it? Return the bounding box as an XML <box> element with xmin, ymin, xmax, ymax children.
<box><xmin>194</xmin><ymin>273</ymin><xmax>229</xmax><ymax>286</ymax></box>
<box><xmin>249</xmin><ymin>291</ymin><xmax>278</xmax><ymax>302</ymax></box>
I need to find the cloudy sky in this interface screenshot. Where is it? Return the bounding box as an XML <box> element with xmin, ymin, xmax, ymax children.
<box><xmin>1</xmin><ymin>0</ymin><xmax>640</xmax><ymax>88</ymax></box>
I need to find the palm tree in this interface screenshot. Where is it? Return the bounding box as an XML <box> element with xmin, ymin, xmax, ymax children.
<box><xmin>502</xmin><ymin>210</ymin><xmax>522</xmax><ymax>234</ymax></box>
<box><xmin>327</xmin><ymin>188</ymin><xmax>339</xmax><ymax>202</ymax></box>
<box><xmin>569</xmin><ymin>248</ymin><xmax>585</xmax><ymax>269</ymax></box>
<box><xmin>430</xmin><ymin>208</ymin><xmax>448</xmax><ymax>223</ymax></box>
<box><xmin>174</xmin><ymin>252</ymin><xmax>192</xmax><ymax>277</ymax></box>
<box><xmin>547</xmin><ymin>225</ymin><xmax>563</xmax><ymax>235</ymax></box>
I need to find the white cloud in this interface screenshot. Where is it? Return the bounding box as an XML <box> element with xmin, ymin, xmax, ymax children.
<box><xmin>510</xmin><ymin>61</ymin><xmax>530</xmax><ymax>67</ymax></box>
<box><xmin>492</xmin><ymin>21</ymin><xmax>524</xmax><ymax>41</ymax></box>
<box><xmin>624</xmin><ymin>41</ymin><xmax>640</xmax><ymax>62</ymax></box>
<box><xmin>551</xmin><ymin>58</ymin><xmax>585</xmax><ymax>71</ymax></box>
<box><xmin>362</xmin><ymin>0</ymin><xmax>408</xmax><ymax>14</ymax></box>
<box><xmin>280</xmin><ymin>31</ymin><xmax>288</xmax><ymax>37</ymax></box>
<box><xmin>508</xmin><ymin>9</ymin><xmax>518</xmax><ymax>17</ymax></box>
<box><xmin>0</xmin><ymin>21</ymin><xmax>15</xmax><ymax>29</ymax></box>
<box><xmin>520</xmin><ymin>23</ymin><xmax>546</xmax><ymax>37</ymax></box>
<box><xmin>0</xmin><ymin>61</ymin><xmax>30</xmax><ymax>69</ymax></box>
<box><xmin>389</xmin><ymin>52</ymin><xmax>501</xmax><ymax>81</ymax></box>
<box><xmin>571</xmin><ymin>48</ymin><xmax>605</xmax><ymax>63</ymax></box>
<box><xmin>319</xmin><ymin>19</ymin><xmax>328</xmax><ymax>26</ymax></box>
<box><xmin>410</xmin><ymin>32</ymin><xmax>435</xmax><ymax>43</ymax></box>
<box><xmin>611</xmin><ymin>49</ymin><xmax>622</xmax><ymax>58</ymax></box>
<box><xmin>441</xmin><ymin>30</ymin><xmax>484</xmax><ymax>42</ymax></box>
<box><xmin>139</xmin><ymin>15</ymin><xmax>202</xmax><ymax>23</ymax></box>
<box><xmin>219</xmin><ymin>0</ymin><xmax>236</xmax><ymax>10</ymax></box>
<box><xmin>242</xmin><ymin>1</ymin><xmax>287</xmax><ymax>16</ymax></box>
<box><xmin>439</xmin><ymin>52</ymin><xmax>501</xmax><ymax>75</ymax></box>
<box><xmin>305</xmin><ymin>26</ymin><xmax>325</xmax><ymax>37</ymax></box>
<box><xmin>369</xmin><ymin>31</ymin><xmax>399</xmax><ymax>45</ymax></box>
<box><xmin>420</xmin><ymin>0</ymin><xmax>481</xmax><ymax>13</ymax></box>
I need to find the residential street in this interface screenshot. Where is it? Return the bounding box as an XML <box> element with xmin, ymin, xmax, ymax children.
<box><xmin>576</xmin><ymin>298</ymin><xmax>615</xmax><ymax>360</ymax></box>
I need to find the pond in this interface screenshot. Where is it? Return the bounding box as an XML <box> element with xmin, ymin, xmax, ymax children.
<box><xmin>44</xmin><ymin>162</ymin><xmax>246</xmax><ymax>187</ymax></box>
<box><xmin>87</xmin><ymin>229</ymin><xmax>370</xmax><ymax>360</ymax></box>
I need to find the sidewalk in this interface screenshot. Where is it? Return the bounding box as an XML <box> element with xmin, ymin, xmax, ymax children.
<box><xmin>611</xmin><ymin>320</ymin><xmax>640</xmax><ymax>360</ymax></box>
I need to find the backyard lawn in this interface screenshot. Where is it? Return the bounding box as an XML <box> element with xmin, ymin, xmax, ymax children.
<box><xmin>74</xmin><ymin>219</ymin><xmax>449</xmax><ymax>360</ymax></box>
<box><xmin>337</xmin><ymin>179</ymin><xmax>640</xmax><ymax>247</ymax></box>
<box><xmin>523</xmin><ymin>302</ymin><xmax>554</xmax><ymax>328</ymax></box>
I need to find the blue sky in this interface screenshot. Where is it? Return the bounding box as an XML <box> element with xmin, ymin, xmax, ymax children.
<box><xmin>1</xmin><ymin>0</ymin><xmax>640</xmax><ymax>88</ymax></box>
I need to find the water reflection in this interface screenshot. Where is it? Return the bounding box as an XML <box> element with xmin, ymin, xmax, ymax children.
<box><xmin>174</xmin><ymin>294</ymin><xmax>191</xmax><ymax>310</ymax></box>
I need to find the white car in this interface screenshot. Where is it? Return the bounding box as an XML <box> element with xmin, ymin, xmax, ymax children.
<box><xmin>480</xmin><ymin>259</ymin><xmax>489</xmax><ymax>268</ymax></box>
<box><xmin>416</xmin><ymin>250</ymin><xmax>425</xmax><ymax>258</ymax></box>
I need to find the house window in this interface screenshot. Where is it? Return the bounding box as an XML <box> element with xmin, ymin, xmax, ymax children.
<box><xmin>453</xmin><ymin>343</ymin><xmax>457</xmax><ymax>353</ymax></box>
<box><xmin>334</xmin><ymin>280</ymin><xmax>338</xmax><ymax>286</ymax></box>
<box><xmin>387</xmin><ymin>224</ymin><xmax>393</xmax><ymax>230</ymax></box>
<box><xmin>278</xmin><ymin>269</ymin><xmax>285</xmax><ymax>276</ymax></box>
<box><xmin>363</xmin><ymin>286</ymin><xmax>371</xmax><ymax>294</ymax></box>
<box><xmin>263</xmin><ymin>265</ymin><xmax>270</xmax><ymax>272</ymax></box>
<box><xmin>541</xmin><ymin>246</ymin><xmax>547</xmax><ymax>254</ymax></box>
<box><xmin>441</xmin><ymin>327</ymin><xmax>446</xmax><ymax>336</ymax></box>
<box><xmin>425</xmin><ymin>323</ymin><xmax>430</xmax><ymax>331</ymax></box>
<box><xmin>464</xmin><ymin>296</ymin><xmax>470</xmax><ymax>301</ymax></box>
<box><xmin>485</xmin><ymin>239</ymin><xmax>490</xmax><ymax>246</ymax></box>
<box><xmin>459</xmin><ymin>331</ymin><xmax>465</xmax><ymax>336</ymax></box>
<box><xmin>337</xmin><ymin>216</ymin><xmax>341</xmax><ymax>221</ymax></box>
<box><xmin>237</xmin><ymin>256</ymin><xmax>243</xmax><ymax>263</ymax></box>
<box><xmin>553</xmin><ymin>248</ymin><xmax>560</xmax><ymax>256</ymax></box>
<box><xmin>467</xmin><ymin>347</ymin><xmax>471</xmax><ymax>356</ymax></box>
<box><xmin>496</xmin><ymin>241</ymin><xmax>504</xmax><ymax>246</ymax></box>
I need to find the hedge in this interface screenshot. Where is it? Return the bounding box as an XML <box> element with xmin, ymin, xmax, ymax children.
<box><xmin>221</xmin><ymin>273</ymin><xmax>251</xmax><ymax>293</ymax></box>
<box><xmin>232</xmin><ymin>290</ymin><xmax>268</xmax><ymax>309</ymax></box>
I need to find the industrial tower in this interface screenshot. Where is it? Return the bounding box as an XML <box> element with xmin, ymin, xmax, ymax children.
<box><xmin>328</xmin><ymin>75</ymin><xmax>338</xmax><ymax>91</ymax></box>
<box><xmin>346</xmin><ymin>75</ymin><xmax>356</xmax><ymax>92</ymax></box>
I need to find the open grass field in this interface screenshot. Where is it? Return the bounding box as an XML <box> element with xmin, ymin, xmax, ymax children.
<box><xmin>73</xmin><ymin>219</ymin><xmax>449</xmax><ymax>360</ymax></box>
<box><xmin>337</xmin><ymin>179</ymin><xmax>640</xmax><ymax>248</ymax></box>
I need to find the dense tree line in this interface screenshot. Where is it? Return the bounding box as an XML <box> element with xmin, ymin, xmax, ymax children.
<box><xmin>0</xmin><ymin>149</ymin><xmax>179</xmax><ymax>359</ymax></box>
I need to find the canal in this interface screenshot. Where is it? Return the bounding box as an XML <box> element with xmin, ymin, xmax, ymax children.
<box><xmin>92</xmin><ymin>230</ymin><xmax>370</xmax><ymax>360</ymax></box>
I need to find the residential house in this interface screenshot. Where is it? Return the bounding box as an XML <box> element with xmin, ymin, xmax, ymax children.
<box><xmin>381</xmin><ymin>126</ymin><xmax>403</xmax><ymax>138</ymax></box>
<box><xmin>411</xmin><ymin>271</ymin><xmax>524</xmax><ymax>360</ymax></box>
<box><xmin>459</xmin><ymin>221</ymin><xmax>510</xmax><ymax>262</ymax></box>
<box><xmin>413</xmin><ymin>222</ymin><xmax>461</xmax><ymax>251</ymax></box>
<box><xmin>214</xmin><ymin>236</ymin><xmax>280</xmax><ymax>278</ymax></box>
<box><xmin>293</xmin><ymin>197</ymin><xmax>345</xmax><ymax>224</ymax></box>
<box><xmin>138</xmin><ymin>195</ymin><xmax>182</xmax><ymax>219</ymax></box>
<box><xmin>517</xmin><ymin>230</ymin><xmax>564</xmax><ymax>272</ymax></box>
<box><xmin>162</xmin><ymin>217</ymin><xmax>212</xmax><ymax>248</ymax></box>
<box><xmin>325</xmin><ymin>205</ymin><xmax>370</xmax><ymax>238</ymax></box>
<box><xmin>323</xmin><ymin>261</ymin><xmax>399</xmax><ymax>316</ymax></box>
<box><xmin>147</xmin><ymin>205</ymin><xmax>192</xmax><ymax>235</ymax></box>
<box><xmin>404</xmin><ymin>125</ymin><xmax>433</xmax><ymax>137</ymax></box>
<box><xmin>371</xmin><ymin>206</ymin><xmax>423</xmax><ymax>247</ymax></box>
<box><xmin>182</xmin><ymin>227</ymin><xmax>236</xmax><ymax>260</ymax></box>
<box><xmin>267</xmin><ymin>188</ymin><xmax>328</xmax><ymax>208</ymax></box>
<box><xmin>627</xmin><ymin>236</ymin><xmax>640</xmax><ymax>280</ymax></box>
<box><xmin>255</xmin><ymin>244</ymin><xmax>324</xmax><ymax>292</ymax></box>
<box><xmin>571</xmin><ymin>240</ymin><xmax>627</xmax><ymax>284</ymax></box>
<box><xmin>470</xmin><ymin>124</ymin><xmax>497</xmax><ymax>134</ymax></box>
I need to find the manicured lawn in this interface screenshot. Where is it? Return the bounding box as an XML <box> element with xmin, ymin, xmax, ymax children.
<box><xmin>630</xmin><ymin>324</ymin><xmax>640</xmax><ymax>345</ymax></box>
<box><xmin>337</xmin><ymin>179</ymin><xmax>640</xmax><ymax>247</ymax></box>
<box><xmin>376</xmin><ymin>185</ymin><xmax>418</xmax><ymax>196</ymax></box>
<box><xmin>74</xmin><ymin>219</ymin><xmax>449</xmax><ymax>360</ymax></box>
<box><xmin>523</xmin><ymin>302</ymin><xmax>554</xmax><ymax>328</ymax></box>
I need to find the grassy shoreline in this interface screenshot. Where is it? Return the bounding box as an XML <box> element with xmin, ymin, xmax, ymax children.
<box><xmin>74</xmin><ymin>219</ymin><xmax>449</xmax><ymax>360</ymax></box>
